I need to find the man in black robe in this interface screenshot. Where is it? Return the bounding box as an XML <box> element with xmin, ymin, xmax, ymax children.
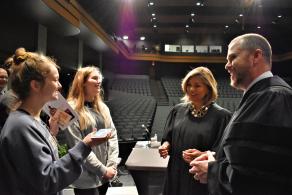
<box><xmin>189</xmin><ymin>33</ymin><xmax>292</xmax><ymax>195</ymax></box>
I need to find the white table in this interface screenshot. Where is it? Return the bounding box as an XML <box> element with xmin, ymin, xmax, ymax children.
<box><xmin>125</xmin><ymin>142</ymin><xmax>169</xmax><ymax>195</ymax></box>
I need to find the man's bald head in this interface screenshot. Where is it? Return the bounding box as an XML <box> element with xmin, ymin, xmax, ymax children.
<box><xmin>0</xmin><ymin>68</ymin><xmax>8</xmax><ymax>91</ymax></box>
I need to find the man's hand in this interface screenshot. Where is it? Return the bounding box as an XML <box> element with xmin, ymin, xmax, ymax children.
<box><xmin>189</xmin><ymin>151</ymin><xmax>216</xmax><ymax>184</ymax></box>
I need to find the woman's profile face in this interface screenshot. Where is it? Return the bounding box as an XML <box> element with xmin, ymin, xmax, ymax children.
<box><xmin>40</xmin><ymin>65</ymin><xmax>61</xmax><ymax>102</ymax></box>
<box><xmin>84</xmin><ymin>70</ymin><xmax>102</xmax><ymax>101</ymax></box>
<box><xmin>186</xmin><ymin>76</ymin><xmax>209</xmax><ymax>105</ymax></box>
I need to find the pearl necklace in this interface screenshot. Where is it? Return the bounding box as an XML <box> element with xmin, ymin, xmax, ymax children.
<box><xmin>190</xmin><ymin>103</ymin><xmax>209</xmax><ymax>118</ymax></box>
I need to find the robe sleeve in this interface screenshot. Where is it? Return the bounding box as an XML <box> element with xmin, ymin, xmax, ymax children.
<box><xmin>211</xmin><ymin>108</ymin><xmax>232</xmax><ymax>152</ymax></box>
<box><xmin>161</xmin><ymin>106</ymin><xmax>178</xmax><ymax>143</ymax></box>
<box><xmin>161</xmin><ymin>106</ymin><xmax>178</xmax><ymax>156</ymax></box>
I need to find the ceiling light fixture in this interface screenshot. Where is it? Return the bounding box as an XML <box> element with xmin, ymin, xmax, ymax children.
<box><xmin>152</xmin><ymin>13</ymin><xmax>156</xmax><ymax>16</ymax></box>
<box><xmin>191</xmin><ymin>13</ymin><xmax>195</xmax><ymax>17</ymax></box>
<box><xmin>122</xmin><ymin>35</ymin><xmax>128</xmax><ymax>40</ymax></box>
<box><xmin>140</xmin><ymin>36</ymin><xmax>145</xmax><ymax>41</ymax></box>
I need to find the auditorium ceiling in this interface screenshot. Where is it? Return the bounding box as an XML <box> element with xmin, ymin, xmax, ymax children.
<box><xmin>76</xmin><ymin>0</ymin><xmax>292</xmax><ymax>53</ymax></box>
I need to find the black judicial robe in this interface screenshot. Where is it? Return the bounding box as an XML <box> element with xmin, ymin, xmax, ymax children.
<box><xmin>208</xmin><ymin>76</ymin><xmax>292</xmax><ymax>195</ymax></box>
<box><xmin>162</xmin><ymin>102</ymin><xmax>231</xmax><ymax>195</ymax></box>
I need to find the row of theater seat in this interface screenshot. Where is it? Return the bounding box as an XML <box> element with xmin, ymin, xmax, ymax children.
<box><xmin>110</xmin><ymin>78</ymin><xmax>152</xmax><ymax>96</ymax></box>
<box><xmin>107</xmin><ymin>91</ymin><xmax>156</xmax><ymax>142</ymax></box>
<box><xmin>161</xmin><ymin>77</ymin><xmax>242</xmax><ymax>98</ymax></box>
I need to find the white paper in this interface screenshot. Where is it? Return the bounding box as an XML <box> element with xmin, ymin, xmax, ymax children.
<box><xmin>42</xmin><ymin>93</ymin><xmax>79</xmax><ymax>130</ymax></box>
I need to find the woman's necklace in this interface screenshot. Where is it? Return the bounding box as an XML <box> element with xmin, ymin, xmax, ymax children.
<box><xmin>190</xmin><ymin>103</ymin><xmax>209</xmax><ymax>118</ymax></box>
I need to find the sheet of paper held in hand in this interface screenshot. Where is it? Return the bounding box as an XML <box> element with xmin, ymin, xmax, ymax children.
<box><xmin>43</xmin><ymin>93</ymin><xmax>79</xmax><ymax>130</ymax></box>
<box><xmin>92</xmin><ymin>128</ymin><xmax>112</xmax><ymax>139</ymax></box>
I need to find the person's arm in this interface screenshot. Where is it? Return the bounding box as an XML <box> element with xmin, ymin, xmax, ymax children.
<box><xmin>211</xmin><ymin>108</ymin><xmax>232</xmax><ymax>152</ymax></box>
<box><xmin>160</xmin><ymin>106</ymin><xmax>177</xmax><ymax>155</ymax></box>
<box><xmin>104</xmin><ymin>106</ymin><xmax>119</xmax><ymax>168</ymax></box>
<box><xmin>159</xmin><ymin>106</ymin><xmax>178</xmax><ymax>158</ymax></box>
<box><xmin>3</xmin><ymin>118</ymin><xmax>92</xmax><ymax>194</ymax></box>
<box><xmin>65</xmin><ymin>122</ymin><xmax>107</xmax><ymax>177</ymax></box>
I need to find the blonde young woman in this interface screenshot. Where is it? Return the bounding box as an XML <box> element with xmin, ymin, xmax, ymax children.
<box><xmin>158</xmin><ymin>67</ymin><xmax>231</xmax><ymax>195</ymax></box>
<box><xmin>65</xmin><ymin>66</ymin><xmax>119</xmax><ymax>195</ymax></box>
<box><xmin>0</xmin><ymin>48</ymin><xmax>109</xmax><ymax>195</ymax></box>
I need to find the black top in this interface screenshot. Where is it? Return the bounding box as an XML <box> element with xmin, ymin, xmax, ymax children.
<box><xmin>162</xmin><ymin>102</ymin><xmax>231</xmax><ymax>195</ymax></box>
<box><xmin>79</xmin><ymin>103</ymin><xmax>105</xmax><ymax>138</ymax></box>
<box><xmin>208</xmin><ymin>76</ymin><xmax>292</xmax><ymax>195</ymax></box>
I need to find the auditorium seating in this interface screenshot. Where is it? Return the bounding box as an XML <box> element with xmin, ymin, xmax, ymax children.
<box><xmin>107</xmin><ymin>91</ymin><xmax>157</xmax><ymax>142</ymax></box>
<box><xmin>216</xmin><ymin>98</ymin><xmax>241</xmax><ymax>112</ymax></box>
<box><xmin>161</xmin><ymin>77</ymin><xmax>183</xmax><ymax>98</ymax></box>
<box><xmin>160</xmin><ymin>77</ymin><xmax>242</xmax><ymax>111</ymax></box>
<box><xmin>217</xmin><ymin>79</ymin><xmax>242</xmax><ymax>98</ymax></box>
<box><xmin>110</xmin><ymin>75</ymin><xmax>152</xmax><ymax>96</ymax></box>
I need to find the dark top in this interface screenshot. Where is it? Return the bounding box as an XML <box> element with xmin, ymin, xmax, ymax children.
<box><xmin>0</xmin><ymin>90</ymin><xmax>18</xmax><ymax>130</ymax></box>
<box><xmin>208</xmin><ymin>76</ymin><xmax>292</xmax><ymax>195</ymax></box>
<box><xmin>0</xmin><ymin>110</ymin><xmax>92</xmax><ymax>195</ymax></box>
<box><xmin>162</xmin><ymin>102</ymin><xmax>231</xmax><ymax>195</ymax></box>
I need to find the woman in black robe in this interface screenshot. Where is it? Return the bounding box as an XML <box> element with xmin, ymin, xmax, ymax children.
<box><xmin>159</xmin><ymin>67</ymin><xmax>231</xmax><ymax>195</ymax></box>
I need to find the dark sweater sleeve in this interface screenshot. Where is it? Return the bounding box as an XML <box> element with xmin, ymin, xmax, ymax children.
<box><xmin>1</xmin><ymin>115</ymin><xmax>92</xmax><ymax>194</ymax></box>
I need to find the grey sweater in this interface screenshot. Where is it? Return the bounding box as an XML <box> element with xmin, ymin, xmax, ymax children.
<box><xmin>64</xmin><ymin>102</ymin><xmax>119</xmax><ymax>189</ymax></box>
<box><xmin>0</xmin><ymin>110</ymin><xmax>92</xmax><ymax>195</ymax></box>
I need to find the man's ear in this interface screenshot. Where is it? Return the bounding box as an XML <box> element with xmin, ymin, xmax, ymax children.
<box><xmin>253</xmin><ymin>49</ymin><xmax>263</xmax><ymax>65</ymax></box>
<box><xmin>30</xmin><ymin>80</ymin><xmax>41</xmax><ymax>93</ymax></box>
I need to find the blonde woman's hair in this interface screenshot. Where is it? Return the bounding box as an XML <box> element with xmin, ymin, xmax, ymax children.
<box><xmin>181</xmin><ymin>66</ymin><xmax>218</xmax><ymax>105</ymax></box>
<box><xmin>67</xmin><ymin>66</ymin><xmax>110</xmax><ymax>130</ymax></box>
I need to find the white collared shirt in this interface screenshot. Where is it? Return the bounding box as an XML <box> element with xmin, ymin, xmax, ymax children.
<box><xmin>244</xmin><ymin>71</ymin><xmax>273</xmax><ymax>94</ymax></box>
